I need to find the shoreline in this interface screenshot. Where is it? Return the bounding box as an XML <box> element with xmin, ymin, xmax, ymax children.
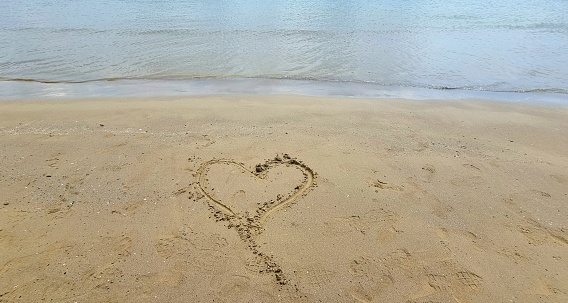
<box><xmin>1</xmin><ymin>78</ymin><xmax>568</xmax><ymax>105</ymax></box>
<box><xmin>1</xmin><ymin>95</ymin><xmax>567</xmax><ymax>302</ymax></box>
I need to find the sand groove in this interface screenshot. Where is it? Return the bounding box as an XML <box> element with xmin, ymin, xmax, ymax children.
<box><xmin>195</xmin><ymin>154</ymin><xmax>316</xmax><ymax>285</ymax></box>
<box><xmin>196</xmin><ymin>155</ymin><xmax>315</xmax><ymax>224</ymax></box>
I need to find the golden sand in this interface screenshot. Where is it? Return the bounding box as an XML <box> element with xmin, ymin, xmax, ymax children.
<box><xmin>1</xmin><ymin>95</ymin><xmax>567</xmax><ymax>302</ymax></box>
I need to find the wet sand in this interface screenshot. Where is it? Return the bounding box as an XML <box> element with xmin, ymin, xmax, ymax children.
<box><xmin>1</xmin><ymin>95</ymin><xmax>567</xmax><ymax>302</ymax></box>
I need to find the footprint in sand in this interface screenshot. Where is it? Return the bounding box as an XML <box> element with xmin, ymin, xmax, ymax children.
<box><xmin>294</xmin><ymin>264</ymin><xmax>336</xmax><ymax>287</ymax></box>
<box><xmin>550</xmin><ymin>174</ymin><xmax>568</xmax><ymax>184</ymax></box>
<box><xmin>406</xmin><ymin>179</ymin><xmax>454</xmax><ymax>220</ymax></box>
<box><xmin>347</xmin><ymin>249</ymin><xmax>484</xmax><ymax>302</ymax></box>
<box><xmin>347</xmin><ymin>249</ymin><xmax>414</xmax><ymax>302</ymax></box>
<box><xmin>323</xmin><ymin>208</ymin><xmax>400</xmax><ymax>242</ymax></box>
<box><xmin>155</xmin><ymin>230</ymin><xmax>230</xmax><ymax>275</ymax></box>
<box><xmin>412</xmin><ymin>259</ymin><xmax>484</xmax><ymax>302</ymax></box>
<box><xmin>435</xmin><ymin>227</ymin><xmax>492</xmax><ymax>253</ymax></box>
<box><xmin>502</xmin><ymin>190</ymin><xmax>568</xmax><ymax>246</ymax></box>
<box><xmin>368</xmin><ymin>179</ymin><xmax>403</xmax><ymax>191</ymax></box>
<box><xmin>0</xmin><ymin>236</ymin><xmax>132</xmax><ymax>302</ymax></box>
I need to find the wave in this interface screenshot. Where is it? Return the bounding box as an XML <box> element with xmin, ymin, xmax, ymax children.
<box><xmin>1</xmin><ymin>75</ymin><xmax>567</xmax><ymax>95</ymax></box>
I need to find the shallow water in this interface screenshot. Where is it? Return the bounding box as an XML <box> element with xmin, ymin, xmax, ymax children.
<box><xmin>1</xmin><ymin>0</ymin><xmax>567</xmax><ymax>100</ymax></box>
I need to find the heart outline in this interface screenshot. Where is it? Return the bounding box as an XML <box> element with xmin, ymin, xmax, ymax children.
<box><xmin>196</xmin><ymin>156</ymin><xmax>315</xmax><ymax>225</ymax></box>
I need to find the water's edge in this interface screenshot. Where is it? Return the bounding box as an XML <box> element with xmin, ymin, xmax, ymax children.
<box><xmin>1</xmin><ymin>78</ymin><xmax>567</xmax><ymax>105</ymax></box>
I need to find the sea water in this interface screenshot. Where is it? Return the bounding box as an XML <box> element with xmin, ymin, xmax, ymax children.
<box><xmin>1</xmin><ymin>0</ymin><xmax>567</xmax><ymax>101</ymax></box>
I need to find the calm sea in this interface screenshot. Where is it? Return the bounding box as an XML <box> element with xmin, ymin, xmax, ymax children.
<box><xmin>1</xmin><ymin>0</ymin><xmax>567</xmax><ymax>101</ymax></box>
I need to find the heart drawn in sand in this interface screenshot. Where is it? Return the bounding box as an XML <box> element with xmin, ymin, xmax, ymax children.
<box><xmin>195</xmin><ymin>155</ymin><xmax>316</xmax><ymax>285</ymax></box>
<box><xmin>196</xmin><ymin>155</ymin><xmax>315</xmax><ymax>225</ymax></box>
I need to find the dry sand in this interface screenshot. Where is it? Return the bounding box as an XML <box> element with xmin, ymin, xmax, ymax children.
<box><xmin>0</xmin><ymin>95</ymin><xmax>567</xmax><ymax>303</ymax></box>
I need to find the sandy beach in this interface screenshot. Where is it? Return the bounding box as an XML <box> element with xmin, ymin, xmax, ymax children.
<box><xmin>1</xmin><ymin>95</ymin><xmax>567</xmax><ymax>302</ymax></box>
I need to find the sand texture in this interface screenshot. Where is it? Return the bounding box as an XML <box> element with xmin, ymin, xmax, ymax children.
<box><xmin>1</xmin><ymin>95</ymin><xmax>567</xmax><ymax>302</ymax></box>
